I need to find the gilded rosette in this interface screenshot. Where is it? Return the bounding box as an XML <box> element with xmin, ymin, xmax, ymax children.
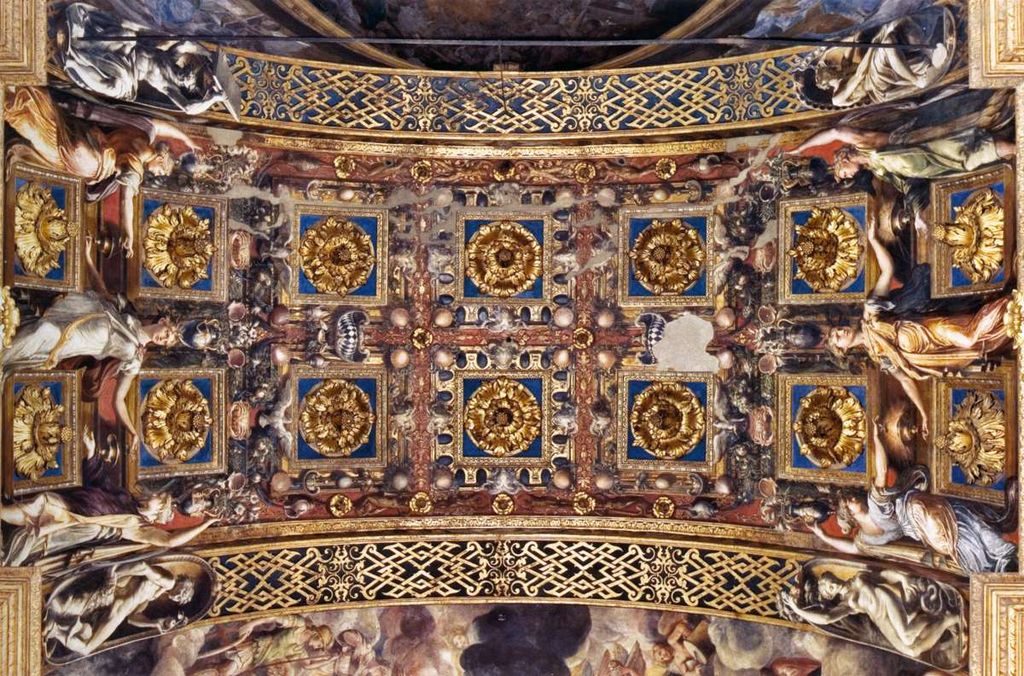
<box><xmin>793</xmin><ymin>386</ymin><xmax>866</xmax><ymax>469</ymax></box>
<box><xmin>14</xmin><ymin>182</ymin><xmax>76</xmax><ymax>278</ymax></box>
<box><xmin>629</xmin><ymin>382</ymin><xmax>705</xmax><ymax>459</ymax></box>
<box><xmin>143</xmin><ymin>205</ymin><xmax>215</xmax><ymax>289</ymax></box>
<box><xmin>299</xmin><ymin>380</ymin><xmax>375</xmax><ymax>457</ymax></box>
<box><xmin>1005</xmin><ymin>289</ymin><xmax>1024</xmax><ymax>349</ymax></box>
<box><xmin>629</xmin><ymin>219</ymin><xmax>705</xmax><ymax>295</ymax></box>
<box><xmin>465</xmin><ymin>221</ymin><xmax>543</xmax><ymax>297</ymax></box>
<box><xmin>299</xmin><ymin>217</ymin><xmax>375</xmax><ymax>295</ymax></box>
<box><xmin>938</xmin><ymin>391</ymin><xmax>1005</xmax><ymax>486</ymax></box>
<box><xmin>13</xmin><ymin>384</ymin><xmax>70</xmax><ymax>481</ymax></box>
<box><xmin>787</xmin><ymin>207</ymin><xmax>863</xmax><ymax>292</ymax></box>
<box><xmin>142</xmin><ymin>380</ymin><xmax>214</xmax><ymax>464</ymax></box>
<box><xmin>465</xmin><ymin>378</ymin><xmax>542</xmax><ymax>457</ymax></box>
<box><xmin>933</xmin><ymin>188</ymin><xmax>1004</xmax><ymax>284</ymax></box>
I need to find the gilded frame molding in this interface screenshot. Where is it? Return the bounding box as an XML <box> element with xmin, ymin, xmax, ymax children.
<box><xmin>926</xmin><ymin>163</ymin><xmax>1015</xmax><ymax>298</ymax></box>
<box><xmin>128</xmin><ymin>367</ymin><xmax>227</xmax><ymax>488</ymax></box>
<box><xmin>774</xmin><ymin>373</ymin><xmax>872</xmax><ymax>487</ymax></box>
<box><xmin>616</xmin><ymin>204</ymin><xmax>715</xmax><ymax>308</ymax></box>
<box><xmin>285</xmin><ymin>363</ymin><xmax>390</xmax><ymax>473</ymax></box>
<box><xmin>971</xmin><ymin>574</ymin><xmax>1024</xmax><ymax>675</ymax></box>
<box><xmin>4</xmin><ymin>163</ymin><xmax>84</xmax><ymax>293</ymax></box>
<box><xmin>131</xmin><ymin>188</ymin><xmax>229</xmax><ymax>303</ymax></box>
<box><xmin>287</xmin><ymin>201</ymin><xmax>390</xmax><ymax>307</ymax></box>
<box><xmin>0</xmin><ymin>566</ymin><xmax>41</xmax><ymax>676</ymax></box>
<box><xmin>970</xmin><ymin>0</ymin><xmax>1024</xmax><ymax>87</ymax></box>
<box><xmin>778</xmin><ymin>193</ymin><xmax>876</xmax><ymax>306</ymax></box>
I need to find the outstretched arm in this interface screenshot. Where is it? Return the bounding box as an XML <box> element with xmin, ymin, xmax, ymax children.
<box><xmin>809</xmin><ymin>522</ymin><xmax>860</xmax><ymax>555</ymax></box>
<box><xmin>867</xmin><ymin>218</ymin><xmax>896</xmax><ymax>298</ymax></box>
<box><xmin>780</xmin><ymin>592</ymin><xmax>855</xmax><ymax>625</ymax></box>
<box><xmin>892</xmin><ymin>372</ymin><xmax>929</xmax><ymax>439</ymax></box>
<box><xmin>124</xmin><ymin>517</ymin><xmax>219</xmax><ymax>548</ymax></box>
<box><xmin>150</xmin><ymin>120</ymin><xmax>198</xmax><ymax>152</ymax></box>
<box><xmin>790</xmin><ymin>126</ymin><xmax>890</xmax><ymax>154</ymax></box>
<box><xmin>114</xmin><ymin>374</ymin><xmax>139</xmax><ymax>451</ymax></box>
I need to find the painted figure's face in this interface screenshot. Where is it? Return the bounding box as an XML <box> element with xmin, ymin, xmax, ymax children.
<box><xmin>818</xmin><ymin>575</ymin><xmax>844</xmax><ymax>600</ymax></box>
<box><xmin>832</xmin><ymin>154</ymin><xmax>860</xmax><ymax>180</ymax></box>
<box><xmin>829</xmin><ymin>326</ymin><xmax>856</xmax><ymax>351</ymax></box>
<box><xmin>653</xmin><ymin>643</ymin><xmax>674</xmax><ymax>665</ymax></box>
<box><xmin>146</xmin><ymin>150</ymin><xmax>175</xmax><ymax>177</ymax></box>
<box><xmin>150</xmin><ymin>318</ymin><xmax>179</xmax><ymax>347</ymax></box>
<box><xmin>169</xmin><ymin>577</ymin><xmax>194</xmax><ymax>604</ymax></box>
<box><xmin>140</xmin><ymin>494</ymin><xmax>174</xmax><ymax>524</ymax></box>
<box><xmin>842</xmin><ymin>495</ymin><xmax>867</xmax><ymax>517</ymax></box>
<box><xmin>307</xmin><ymin>628</ymin><xmax>330</xmax><ymax>652</ymax></box>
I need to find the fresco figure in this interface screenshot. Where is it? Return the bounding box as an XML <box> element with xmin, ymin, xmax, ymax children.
<box><xmin>779</xmin><ymin>566</ymin><xmax>963</xmax><ymax>663</ymax></box>
<box><xmin>1</xmin><ymin>431</ymin><xmax>218</xmax><ymax>565</ymax></box>
<box><xmin>191</xmin><ymin>616</ymin><xmax>335</xmax><ymax>675</ymax></box>
<box><xmin>56</xmin><ymin>3</ymin><xmax>240</xmax><ymax>118</ymax></box>
<box><xmin>791</xmin><ymin>125</ymin><xmax>1014</xmax><ymax>234</ymax></box>
<box><xmin>827</xmin><ymin>217</ymin><xmax>1012</xmax><ymax>436</ymax></box>
<box><xmin>44</xmin><ymin>559</ymin><xmax>194</xmax><ymax>656</ymax></box>
<box><xmin>809</xmin><ymin>419</ymin><xmax>1017</xmax><ymax>573</ymax></box>
<box><xmin>4</xmin><ymin>87</ymin><xmax>197</xmax><ymax>256</ymax></box>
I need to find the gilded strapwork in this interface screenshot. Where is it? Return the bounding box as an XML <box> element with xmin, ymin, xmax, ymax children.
<box><xmin>793</xmin><ymin>386</ymin><xmax>867</xmax><ymax>469</ymax></box>
<box><xmin>933</xmin><ymin>188</ymin><xmax>1005</xmax><ymax>284</ymax></box>
<box><xmin>937</xmin><ymin>391</ymin><xmax>1006</xmax><ymax>486</ymax></box>
<box><xmin>299</xmin><ymin>379</ymin><xmax>376</xmax><ymax>458</ymax></box>
<box><xmin>629</xmin><ymin>381</ymin><xmax>706</xmax><ymax>460</ymax></box>
<box><xmin>12</xmin><ymin>384</ymin><xmax>71</xmax><ymax>481</ymax></box>
<box><xmin>142</xmin><ymin>205</ymin><xmax>215</xmax><ymax>289</ymax></box>
<box><xmin>464</xmin><ymin>221</ymin><xmax>542</xmax><ymax>298</ymax></box>
<box><xmin>464</xmin><ymin>377</ymin><xmax>542</xmax><ymax>457</ymax></box>
<box><xmin>628</xmin><ymin>218</ymin><xmax>705</xmax><ymax>295</ymax></box>
<box><xmin>200</xmin><ymin>536</ymin><xmax>807</xmax><ymax>623</ymax></box>
<box><xmin>14</xmin><ymin>182</ymin><xmax>75</xmax><ymax>278</ymax></box>
<box><xmin>298</xmin><ymin>216</ymin><xmax>375</xmax><ymax>295</ymax></box>
<box><xmin>141</xmin><ymin>380</ymin><xmax>213</xmax><ymax>464</ymax></box>
<box><xmin>787</xmin><ymin>207</ymin><xmax>863</xmax><ymax>293</ymax></box>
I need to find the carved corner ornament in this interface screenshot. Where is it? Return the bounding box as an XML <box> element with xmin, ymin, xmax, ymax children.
<box><xmin>0</xmin><ymin>0</ymin><xmax>46</xmax><ymax>86</ymax></box>
<box><xmin>971</xmin><ymin>574</ymin><xmax>1024</xmax><ymax>675</ymax></box>
<box><xmin>971</xmin><ymin>0</ymin><xmax>1024</xmax><ymax>87</ymax></box>
<box><xmin>0</xmin><ymin>566</ymin><xmax>42</xmax><ymax>676</ymax></box>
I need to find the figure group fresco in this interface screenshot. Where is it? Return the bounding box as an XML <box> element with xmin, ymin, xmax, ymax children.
<box><xmin>0</xmin><ymin>0</ymin><xmax>1021</xmax><ymax>673</ymax></box>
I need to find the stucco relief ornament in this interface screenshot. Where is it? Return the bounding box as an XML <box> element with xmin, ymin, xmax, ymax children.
<box><xmin>14</xmin><ymin>182</ymin><xmax>77</xmax><ymax>278</ymax></box>
<box><xmin>630</xmin><ymin>382</ymin><xmax>705</xmax><ymax>460</ymax></box>
<box><xmin>629</xmin><ymin>219</ymin><xmax>705</xmax><ymax>294</ymax></box>
<box><xmin>299</xmin><ymin>380</ymin><xmax>375</xmax><ymax>457</ymax></box>
<box><xmin>793</xmin><ymin>386</ymin><xmax>866</xmax><ymax>469</ymax></box>
<box><xmin>787</xmin><ymin>207</ymin><xmax>863</xmax><ymax>292</ymax></box>
<box><xmin>300</xmin><ymin>217</ymin><xmax>375</xmax><ymax>295</ymax></box>
<box><xmin>933</xmin><ymin>187</ymin><xmax>1005</xmax><ymax>284</ymax></box>
<box><xmin>937</xmin><ymin>391</ymin><xmax>1005</xmax><ymax>486</ymax></box>
<box><xmin>465</xmin><ymin>221</ymin><xmax>543</xmax><ymax>297</ymax></box>
<box><xmin>143</xmin><ymin>205</ymin><xmax>214</xmax><ymax>289</ymax></box>
<box><xmin>142</xmin><ymin>380</ymin><xmax>213</xmax><ymax>463</ymax></box>
<box><xmin>0</xmin><ymin>286</ymin><xmax>22</xmax><ymax>350</ymax></box>
<box><xmin>465</xmin><ymin>378</ymin><xmax>542</xmax><ymax>457</ymax></box>
<box><xmin>13</xmin><ymin>385</ymin><xmax>71</xmax><ymax>481</ymax></box>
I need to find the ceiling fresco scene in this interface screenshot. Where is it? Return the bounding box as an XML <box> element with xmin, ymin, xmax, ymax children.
<box><xmin>0</xmin><ymin>0</ymin><xmax>1023</xmax><ymax>675</ymax></box>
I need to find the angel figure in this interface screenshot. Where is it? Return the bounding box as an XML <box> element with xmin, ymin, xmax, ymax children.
<box><xmin>45</xmin><ymin>560</ymin><xmax>195</xmax><ymax>657</ymax></box>
<box><xmin>809</xmin><ymin>419</ymin><xmax>1017</xmax><ymax>574</ymax></box>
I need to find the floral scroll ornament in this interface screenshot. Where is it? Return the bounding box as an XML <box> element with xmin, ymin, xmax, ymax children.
<box><xmin>788</xmin><ymin>207</ymin><xmax>863</xmax><ymax>293</ymax></box>
<box><xmin>629</xmin><ymin>219</ymin><xmax>705</xmax><ymax>295</ymax></box>
<box><xmin>465</xmin><ymin>221</ymin><xmax>543</xmax><ymax>298</ymax></box>
<box><xmin>299</xmin><ymin>217</ymin><xmax>375</xmax><ymax>295</ymax></box>
<box><xmin>491</xmin><ymin>493</ymin><xmax>516</xmax><ymax>515</ymax></box>
<box><xmin>654</xmin><ymin>158</ymin><xmax>677</xmax><ymax>181</ymax></box>
<box><xmin>1005</xmin><ymin>289</ymin><xmax>1024</xmax><ymax>349</ymax></box>
<box><xmin>13</xmin><ymin>384</ymin><xmax>71</xmax><ymax>481</ymax></box>
<box><xmin>14</xmin><ymin>182</ymin><xmax>77</xmax><ymax>278</ymax></box>
<box><xmin>933</xmin><ymin>187</ymin><xmax>1004</xmax><ymax>284</ymax></box>
<box><xmin>299</xmin><ymin>380</ymin><xmax>375</xmax><ymax>457</ymax></box>
<box><xmin>465</xmin><ymin>378</ymin><xmax>542</xmax><ymax>457</ymax></box>
<box><xmin>142</xmin><ymin>380</ymin><xmax>213</xmax><ymax>464</ymax></box>
<box><xmin>143</xmin><ymin>205</ymin><xmax>214</xmax><ymax>289</ymax></box>
<box><xmin>629</xmin><ymin>382</ymin><xmax>705</xmax><ymax>460</ymax></box>
<box><xmin>937</xmin><ymin>391</ymin><xmax>1005</xmax><ymax>486</ymax></box>
<box><xmin>793</xmin><ymin>386</ymin><xmax>866</xmax><ymax>469</ymax></box>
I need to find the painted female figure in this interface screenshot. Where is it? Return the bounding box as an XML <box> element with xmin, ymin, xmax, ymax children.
<box><xmin>809</xmin><ymin>419</ymin><xmax>1017</xmax><ymax>573</ymax></box>
<box><xmin>826</xmin><ymin>217</ymin><xmax>1013</xmax><ymax>438</ymax></box>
